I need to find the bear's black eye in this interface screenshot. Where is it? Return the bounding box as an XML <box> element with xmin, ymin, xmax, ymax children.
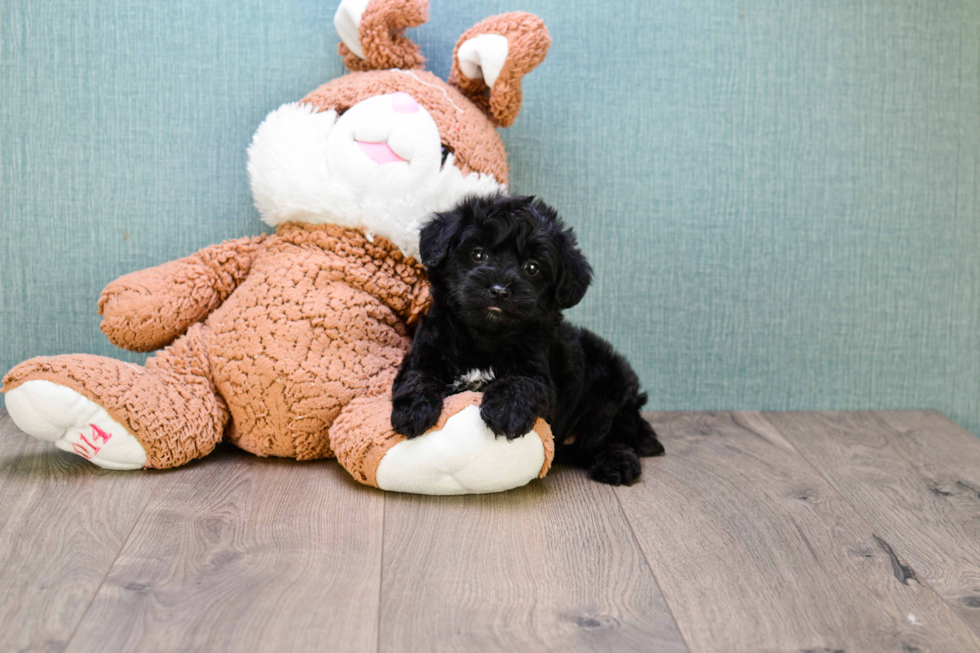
<box><xmin>441</xmin><ymin>144</ymin><xmax>453</xmax><ymax>166</ymax></box>
<box><xmin>524</xmin><ymin>261</ymin><xmax>540</xmax><ymax>277</ymax></box>
<box><xmin>471</xmin><ymin>248</ymin><xmax>487</xmax><ymax>263</ymax></box>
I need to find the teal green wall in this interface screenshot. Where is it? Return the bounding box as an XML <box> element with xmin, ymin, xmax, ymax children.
<box><xmin>2</xmin><ymin>1</ymin><xmax>978</xmax><ymax>433</ymax></box>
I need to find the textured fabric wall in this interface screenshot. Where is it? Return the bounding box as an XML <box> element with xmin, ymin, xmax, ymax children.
<box><xmin>2</xmin><ymin>1</ymin><xmax>978</xmax><ymax>433</ymax></box>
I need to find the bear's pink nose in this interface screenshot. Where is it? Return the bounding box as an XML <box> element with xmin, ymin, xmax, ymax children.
<box><xmin>391</xmin><ymin>92</ymin><xmax>419</xmax><ymax>114</ymax></box>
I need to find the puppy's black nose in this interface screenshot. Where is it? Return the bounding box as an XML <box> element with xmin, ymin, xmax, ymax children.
<box><xmin>489</xmin><ymin>284</ymin><xmax>511</xmax><ymax>301</ymax></box>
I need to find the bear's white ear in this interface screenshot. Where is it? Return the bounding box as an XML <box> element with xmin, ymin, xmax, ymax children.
<box><xmin>457</xmin><ymin>34</ymin><xmax>509</xmax><ymax>90</ymax></box>
<box><xmin>334</xmin><ymin>0</ymin><xmax>371</xmax><ymax>59</ymax></box>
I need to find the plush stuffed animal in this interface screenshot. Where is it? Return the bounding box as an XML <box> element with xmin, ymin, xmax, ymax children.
<box><xmin>2</xmin><ymin>0</ymin><xmax>555</xmax><ymax>495</ymax></box>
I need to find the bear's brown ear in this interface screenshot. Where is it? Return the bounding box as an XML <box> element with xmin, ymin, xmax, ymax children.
<box><xmin>334</xmin><ymin>0</ymin><xmax>428</xmax><ymax>71</ymax></box>
<box><xmin>449</xmin><ymin>12</ymin><xmax>550</xmax><ymax>128</ymax></box>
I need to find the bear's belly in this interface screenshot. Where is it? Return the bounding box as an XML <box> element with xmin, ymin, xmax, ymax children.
<box><xmin>205</xmin><ymin>254</ymin><xmax>411</xmax><ymax>460</ymax></box>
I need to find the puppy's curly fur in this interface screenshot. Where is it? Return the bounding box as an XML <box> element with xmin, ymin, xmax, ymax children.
<box><xmin>391</xmin><ymin>194</ymin><xmax>664</xmax><ymax>485</ymax></box>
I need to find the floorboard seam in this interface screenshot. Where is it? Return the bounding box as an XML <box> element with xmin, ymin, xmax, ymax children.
<box><xmin>375</xmin><ymin>493</ymin><xmax>385</xmax><ymax>653</ymax></box>
<box><xmin>611</xmin><ymin>483</ymin><xmax>693</xmax><ymax>653</ymax></box>
<box><xmin>753</xmin><ymin>411</ymin><xmax>980</xmax><ymax>642</ymax></box>
<box><xmin>61</xmin><ymin>477</ymin><xmax>155</xmax><ymax>651</ymax></box>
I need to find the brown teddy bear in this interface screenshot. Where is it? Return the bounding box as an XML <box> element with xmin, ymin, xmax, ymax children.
<box><xmin>2</xmin><ymin>0</ymin><xmax>555</xmax><ymax>494</ymax></box>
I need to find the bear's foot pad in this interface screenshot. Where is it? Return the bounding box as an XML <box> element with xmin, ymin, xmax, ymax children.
<box><xmin>5</xmin><ymin>380</ymin><xmax>147</xmax><ymax>470</ymax></box>
<box><xmin>376</xmin><ymin>405</ymin><xmax>545</xmax><ymax>494</ymax></box>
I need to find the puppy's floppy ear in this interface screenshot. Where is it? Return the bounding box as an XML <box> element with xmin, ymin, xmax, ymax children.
<box><xmin>534</xmin><ymin>200</ymin><xmax>592</xmax><ymax>309</ymax></box>
<box><xmin>554</xmin><ymin>231</ymin><xmax>593</xmax><ymax>309</ymax></box>
<box><xmin>419</xmin><ymin>210</ymin><xmax>464</xmax><ymax>269</ymax></box>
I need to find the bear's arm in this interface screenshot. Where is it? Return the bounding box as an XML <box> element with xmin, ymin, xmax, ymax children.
<box><xmin>97</xmin><ymin>235</ymin><xmax>268</xmax><ymax>352</ymax></box>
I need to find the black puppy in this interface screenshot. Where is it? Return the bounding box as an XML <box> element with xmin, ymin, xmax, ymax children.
<box><xmin>390</xmin><ymin>194</ymin><xmax>664</xmax><ymax>485</ymax></box>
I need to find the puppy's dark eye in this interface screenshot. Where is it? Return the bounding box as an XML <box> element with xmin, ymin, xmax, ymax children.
<box><xmin>471</xmin><ymin>248</ymin><xmax>488</xmax><ymax>263</ymax></box>
<box><xmin>524</xmin><ymin>261</ymin><xmax>540</xmax><ymax>277</ymax></box>
<box><xmin>441</xmin><ymin>144</ymin><xmax>453</xmax><ymax>166</ymax></box>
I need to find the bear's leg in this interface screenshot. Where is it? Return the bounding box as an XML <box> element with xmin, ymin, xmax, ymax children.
<box><xmin>330</xmin><ymin>391</ymin><xmax>555</xmax><ymax>495</ymax></box>
<box><xmin>3</xmin><ymin>324</ymin><xmax>228</xmax><ymax>469</ymax></box>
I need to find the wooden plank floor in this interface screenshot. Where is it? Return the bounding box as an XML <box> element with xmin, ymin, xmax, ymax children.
<box><xmin>2</xmin><ymin>408</ymin><xmax>980</xmax><ymax>653</ymax></box>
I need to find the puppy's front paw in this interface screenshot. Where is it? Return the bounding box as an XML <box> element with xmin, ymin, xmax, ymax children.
<box><xmin>479</xmin><ymin>391</ymin><xmax>538</xmax><ymax>440</ymax></box>
<box><xmin>588</xmin><ymin>445</ymin><xmax>642</xmax><ymax>486</ymax></box>
<box><xmin>391</xmin><ymin>392</ymin><xmax>443</xmax><ymax>439</ymax></box>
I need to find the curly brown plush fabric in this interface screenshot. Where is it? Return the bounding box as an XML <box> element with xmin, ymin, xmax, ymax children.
<box><xmin>209</xmin><ymin>223</ymin><xmax>428</xmax><ymax>460</ymax></box>
<box><xmin>4</xmin><ymin>224</ymin><xmax>429</xmax><ymax>469</ymax></box>
<box><xmin>339</xmin><ymin>0</ymin><xmax>429</xmax><ymax>71</ymax></box>
<box><xmin>449</xmin><ymin>12</ymin><xmax>551</xmax><ymax>128</ymax></box>
<box><xmin>98</xmin><ymin>236</ymin><xmax>268</xmax><ymax>352</ymax></box>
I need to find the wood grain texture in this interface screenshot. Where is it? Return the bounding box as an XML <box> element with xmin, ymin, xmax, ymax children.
<box><xmin>764</xmin><ymin>410</ymin><xmax>980</xmax><ymax>637</ymax></box>
<box><xmin>0</xmin><ymin>409</ymin><xmax>157</xmax><ymax>653</ymax></box>
<box><xmin>617</xmin><ymin>411</ymin><xmax>980</xmax><ymax>653</ymax></box>
<box><xmin>379</xmin><ymin>466</ymin><xmax>688</xmax><ymax>653</ymax></box>
<box><xmin>64</xmin><ymin>446</ymin><xmax>385</xmax><ymax>653</ymax></box>
<box><xmin>5</xmin><ymin>408</ymin><xmax>980</xmax><ymax>652</ymax></box>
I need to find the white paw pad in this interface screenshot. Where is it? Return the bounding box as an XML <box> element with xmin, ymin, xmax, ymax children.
<box><xmin>376</xmin><ymin>405</ymin><xmax>545</xmax><ymax>495</ymax></box>
<box><xmin>5</xmin><ymin>380</ymin><xmax>147</xmax><ymax>470</ymax></box>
